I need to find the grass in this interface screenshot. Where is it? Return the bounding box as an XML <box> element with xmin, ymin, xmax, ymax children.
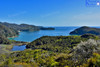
<box><xmin>0</xmin><ymin>44</ymin><xmax>12</xmax><ymax>54</ymax></box>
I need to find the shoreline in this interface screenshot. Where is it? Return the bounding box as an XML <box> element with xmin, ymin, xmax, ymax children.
<box><xmin>7</xmin><ymin>30</ymin><xmax>21</xmax><ymax>39</ymax></box>
<box><xmin>7</xmin><ymin>35</ymin><xmax>18</xmax><ymax>39</ymax></box>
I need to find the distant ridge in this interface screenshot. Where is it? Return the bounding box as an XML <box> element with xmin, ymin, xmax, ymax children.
<box><xmin>70</xmin><ymin>26</ymin><xmax>100</xmax><ymax>35</ymax></box>
<box><xmin>0</xmin><ymin>22</ymin><xmax>55</xmax><ymax>31</ymax></box>
<box><xmin>0</xmin><ymin>22</ymin><xmax>40</xmax><ymax>31</ymax></box>
<box><xmin>0</xmin><ymin>22</ymin><xmax>55</xmax><ymax>44</ymax></box>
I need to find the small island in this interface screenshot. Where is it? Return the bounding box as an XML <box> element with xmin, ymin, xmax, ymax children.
<box><xmin>70</xmin><ymin>26</ymin><xmax>100</xmax><ymax>35</ymax></box>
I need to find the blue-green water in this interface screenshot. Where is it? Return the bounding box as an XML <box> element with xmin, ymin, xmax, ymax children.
<box><xmin>12</xmin><ymin>45</ymin><xmax>26</xmax><ymax>51</ymax></box>
<box><xmin>12</xmin><ymin>27</ymin><xmax>78</xmax><ymax>51</ymax></box>
<box><xmin>13</xmin><ymin>27</ymin><xmax>78</xmax><ymax>42</ymax></box>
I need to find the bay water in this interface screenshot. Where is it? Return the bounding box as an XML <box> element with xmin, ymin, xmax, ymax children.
<box><xmin>12</xmin><ymin>27</ymin><xmax>78</xmax><ymax>51</ymax></box>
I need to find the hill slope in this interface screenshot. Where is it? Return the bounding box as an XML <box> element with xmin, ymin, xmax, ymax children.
<box><xmin>0</xmin><ymin>22</ymin><xmax>40</xmax><ymax>31</ymax></box>
<box><xmin>0</xmin><ymin>22</ymin><xmax>55</xmax><ymax>31</ymax></box>
<box><xmin>26</xmin><ymin>34</ymin><xmax>99</xmax><ymax>53</ymax></box>
<box><xmin>0</xmin><ymin>24</ymin><xmax>18</xmax><ymax>37</ymax></box>
<box><xmin>0</xmin><ymin>22</ymin><xmax>55</xmax><ymax>44</ymax></box>
<box><xmin>0</xmin><ymin>24</ymin><xmax>19</xmax><ymax>44</ymax></box>
<box><xmin>0</xmin><ymin>34</ymin><xmax>100</xmax><ymax>67</ymax></box>
<box><xmin>70</xmin><ymin>26</ymin><xmax>100</xmax><ymax>35</ymax></box>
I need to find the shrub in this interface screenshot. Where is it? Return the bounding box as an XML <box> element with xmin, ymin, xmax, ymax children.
<box><xmin>72</xmin><ymin>39</ymin><xmax>100</xmax><ymax>65</ymax></box>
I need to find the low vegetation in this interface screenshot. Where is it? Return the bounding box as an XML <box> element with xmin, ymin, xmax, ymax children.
<box><xmin>26</xmin><ymin>34</ymin><xmax>99</xmax><ymax>53</ymax></box>
<box><xmin>0</xmin><ymin>34</ymin><xmax>100</xmax><ymax>67</ymax></box>
<box><xmin>0</xmin><ymin>24</ymin><xmax>100</xmax><ymax>67</ymax></box>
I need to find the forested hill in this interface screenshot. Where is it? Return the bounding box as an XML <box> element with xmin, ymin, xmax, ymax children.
<box><xmin>0</xmin><ymin>22</ymin><xmax>40</xmax><ymax>44</ymax></box>
<box><xmin>0</xmin><ymin>22</ymin><xmax>55</xmax><ymax>44</ymax></box>
<box><xmin>26</xmin><ymin>34</ymin><xmax>99</xmax><ymax>53</ymax></box>
<box><xmin>70</xmin><ymin>26</ymin><xmax>100</xmax><ymax>35</ymax></box>
<box><xmin>0</xmin><ymin>22</ymin><xmax>40</xmax><ymax>31</ymax></box>
<box><xmin>0</xmin><ymin>24</ymin><xmax>19</xmax><ymax>44</ymax></box>
<box><xmin>0</xmin><ymin>22</ymin><xmax>55</xmax><ymax>31</ymax></box>
<box><xmin>1</xmin><ymin>34</ymin><xmax>99</xmax><ymax>67</ymax></box>
<box><xmin>0</xmin><ymin>24</ymin><xmax>18</xmax><ymax>37</ymax></box>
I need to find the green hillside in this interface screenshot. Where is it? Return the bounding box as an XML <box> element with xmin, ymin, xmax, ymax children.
<box><xmin>0</xmin><ymin>24</ymin><xmax>18</xmax><ymax>37</ymax></box>
<box><xmin>26</xmin><ymin>34</ymin><xmax>99</xmax><ymax>53</ymax></box>
<box><xmin>70</xmin><ymin>26</ymin><xmax>100</xmax><ymax>35</ymax></box>
<box><xmin>0</xmin><ymin>22</ymin><xmax>40</xmax><ymax>32</ymax></box>
<box><xmin>0</xmin><ymin>24</ymin><xmax>19</xmax><ymax>44</ymax></box>
<box><xmin>0</xmin><ymin>34</ymin><xmax>100</xmax><ymax>67</ymax></box>
<box><xmin>0</xmin><ymin>22</ymin><xmax>55</xmax><ymax>32</ymax></box>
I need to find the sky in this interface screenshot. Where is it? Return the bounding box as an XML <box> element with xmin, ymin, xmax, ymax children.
<box><xmin>0</xmin><ymin>0</ymin><xmax>100</xmax><ymax>26</ymax></box>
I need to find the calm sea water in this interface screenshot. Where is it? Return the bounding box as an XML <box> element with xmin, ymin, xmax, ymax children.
<box><xmin>12</xmin><ymin>27</ymin><xmax>79</xmax><ymax>51</ymax></box>
<box><xmin>13</xmin><ymin>27</ymin><xmax>78</xmax><ymax>42</ymax></box>
<box><xmin>12</xmin><ymin>45</ymin><xmax>26</xmax><ymax>51</ymax></box>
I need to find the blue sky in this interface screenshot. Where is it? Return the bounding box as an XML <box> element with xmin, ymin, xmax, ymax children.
<box><xmin>0</xmin><ymin>0</ymin><xmax>100</xmax><ymax>26</ymax></box>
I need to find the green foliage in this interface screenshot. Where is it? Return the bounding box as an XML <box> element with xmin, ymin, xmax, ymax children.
<box><xmin>0</xmin><ymin>22</ymin><xmax>55</xmax><ymax>32</ymax></box>
<box><xmin>0</xmin><ymin>22</ymin><xmax>40</xmax><ymax>32</ymax></box>
<box><xmin>0</xmin><ymin>36</ymin><xmax>10</xmax><ymax>44</ymax></box>
<box><xmin>0</xmin><ymin>24</ymin><xmax>18</xmax><ymax>37</ymax></box>
<box><xmin>0</xmin><ymin>22</ymin><xmax>55</xmax><ymax>44</ymax></box>
<box><xmin>0</xmin><ymin>49</ymin><xmax>59</xmax><ymax>67</ymax></box>
<box><xmin>70</xmin><ymin>26</ymin><xmax>100</xmax><ymax>35</ymax></box>
<box><xmin>71</xmin><ymin>39</ymin><xmax>100</xmax><ymax>66</ymax></box>
<box><xmin>0</xmin><ymin>35</ymin><xmax>100</xmax><ymax>67</ymax></box>
<box><xmin>0</xmin><ymin>24</ymin><xmax>19</xmax><ymax>44</ymax></box>
<box><xmin>26</xmin><ymin>36</ymin><xmax>81</xmax><ymax>53</ymax></box>
<box><xmin>4</xmin><ymin>57</ymin><xmax>13</xmax><ymax>65</ymax></box>
<box><xmin>82</xmin><ymin>53</ymin><xmax>100</xmax><ymax>67</ymax></box>
<box><xmin>26</xmin><ymin>35</ymin><xmax>99</xmax><ymax>53</ymax></box>
<box><xmin>81</xmin><ymin>33</ymin><xmax>99</xmax><ymax>40</ymax></box>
